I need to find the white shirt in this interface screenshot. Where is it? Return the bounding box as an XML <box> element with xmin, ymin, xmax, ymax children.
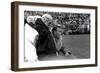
<box><xmin>25</xmin><ymin>23</ymin><xmax>39</xmax><ymax>62</ymax></box>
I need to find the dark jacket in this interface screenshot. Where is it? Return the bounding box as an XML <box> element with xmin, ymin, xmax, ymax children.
<box><xmin>35</xmin><ymin>18</ymin><xmax>57</xmax><ymax>54</ymax></box>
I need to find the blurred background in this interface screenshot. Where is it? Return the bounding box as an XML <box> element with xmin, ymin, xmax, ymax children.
<box><xmin>24</xmin><ymin>11</ymin><xmax>90</xmax><ymax>35</ymax></box>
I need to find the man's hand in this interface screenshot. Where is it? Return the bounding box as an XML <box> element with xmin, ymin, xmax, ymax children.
<box><xmin>33</xmin><ymin>34</ymin><xmax>39</xmax><ymax>46</ymax></box>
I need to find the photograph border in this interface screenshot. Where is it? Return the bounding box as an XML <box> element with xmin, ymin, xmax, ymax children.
<box><xmin>11</xmin><ymin>1</ymin><xmax>98</xmax><ymax>71</ymax></box>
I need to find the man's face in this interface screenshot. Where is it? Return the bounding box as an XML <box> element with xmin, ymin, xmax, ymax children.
<box><xmin>57</xmin><ymin>28</ymin><xmax>63</xmax><ymax>35</ymax></box>
<box><xmin>45</xmin><ymin>20</ymin><xmax>53</xmax><ymax>28</ymax></box>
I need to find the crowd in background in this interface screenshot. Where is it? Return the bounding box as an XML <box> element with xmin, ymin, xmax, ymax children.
<box><xmin>24</xmin><ymin>11</ymin><xmax>90</xmax><ymax>35</ymax></box>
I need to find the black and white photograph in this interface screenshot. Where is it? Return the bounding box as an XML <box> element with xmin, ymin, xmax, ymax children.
<box><xmin>11</xmin><ymin>2</ymin><xmax>97</xmax><ymax>71</ymax></box>
<box><xmin>24</xmin><ymin>11</ymin><xmax>90</xmax><ymax>62</ymax></box>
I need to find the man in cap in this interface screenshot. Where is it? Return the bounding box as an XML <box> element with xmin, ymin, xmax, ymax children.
<box><xmin>34</xmin><ymin>14</ymin><xmax>57</xmax><ymax>55</ymax></box>
<box><xmin>41</xmin><ymin>14</ymin><xmax>60</xmax><ymax>55</ymax></box>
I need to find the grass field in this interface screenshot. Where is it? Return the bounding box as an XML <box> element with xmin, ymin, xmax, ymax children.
<box><xmin>63</xmin><ymin>34</ymin><xmax>90</xmax><ymax>59</ymax></box>
<box><xmin>38</xmin><ymin>34</ymin><xmax>90</xmax><ymax>61</ymax></box>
